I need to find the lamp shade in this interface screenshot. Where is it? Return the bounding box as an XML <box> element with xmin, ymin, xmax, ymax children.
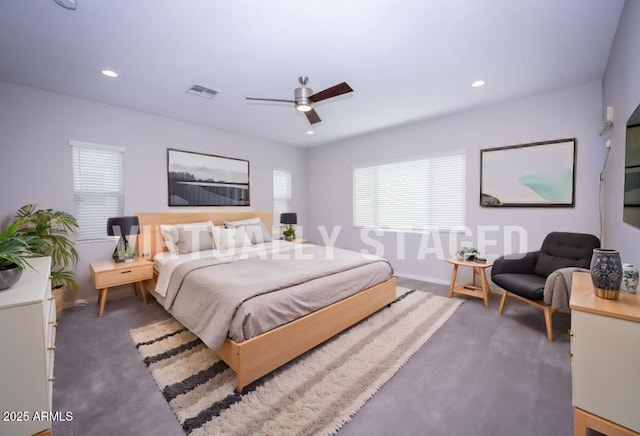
<box><xmin>280</xmin><ymin>213</ymin><xmax>297</xmax><ymax>225</ymax></box>
<box><xmin>106</xmin><ymin>216</ymin><xmax>140</xmax><ymax>236</ymax></box>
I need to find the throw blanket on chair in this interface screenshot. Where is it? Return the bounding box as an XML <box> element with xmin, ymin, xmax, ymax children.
<box><xmin>543</xmin><ymin>267</ymin><xmax>590</xmax><ymax>310</ymax></box>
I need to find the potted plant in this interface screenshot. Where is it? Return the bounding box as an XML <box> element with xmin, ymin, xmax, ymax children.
<box><xmin>0</xmin><ymin>220</ymin><xmax>34</xmax><ymax>290</ymax></box>
<box><xmin>13</xmin><ymin>204</ymin><xmax>79</xmax><ymax>313</ymax></box>
<box><xmin>283</xmin><ymin>226</ymin><xmax>296</xmax><ymax>242</ymax></box>
<box><xmin>456</xmin><ymin>246</ymin><xmax>479</xmax><ymax>261</ymax></box>
<box><xmin>115</xmin><ymin>245</ymin><xmax>135</xmax><ymax>263</ymax></box>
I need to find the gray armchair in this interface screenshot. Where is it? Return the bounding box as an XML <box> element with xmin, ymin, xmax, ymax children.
<box><xmin>491</xmin><ymin>232</ymin><xmax>600</xmax><ymax>341</ymax></box>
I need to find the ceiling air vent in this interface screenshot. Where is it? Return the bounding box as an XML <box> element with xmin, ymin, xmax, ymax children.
<box><xmin>186</xmin><ymin>84</ymin><xmax>218</xmax><ymax>99</ymax></box>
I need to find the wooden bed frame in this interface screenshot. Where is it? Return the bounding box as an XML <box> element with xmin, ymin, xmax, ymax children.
<box><xmin>136</xmin><ymin>211</ymin><xmax>397</xmax><ymax>392</ymax></box>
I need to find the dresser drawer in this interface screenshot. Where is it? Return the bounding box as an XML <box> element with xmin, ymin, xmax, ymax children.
<box><xmin>46</xmin><ymin>346</ymin><xmax>55</xmax><ymax>412</ymax></box>
<box><xmin>0</xmin><ymin>258</ymin><xmax>53</xmax><ymax>436</ymax></box>
<box><xmin>42</xmin><ymin>278</ymin><xmax>53</xmax><ymax>324</ymax></box>
<box><xmin>94</xmin><ymin>264</ymin><xmax>153</xmax><ymax>288</ymax></box>
<box><xmin>45</xmin><ymin>292</ymin><xmax>56</xmax><ymax>412</ymax></box>
<box><xmin>45</xmin><ymin>298</ymin><xmax>57</xmax><ymax>352</ymax></box>
<box><xmin>572</xmin><ymin>310</ymin><xmax>640</xmax><ymax>432</ymax></box>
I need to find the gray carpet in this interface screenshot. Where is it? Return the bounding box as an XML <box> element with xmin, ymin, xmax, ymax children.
<box><xmin>52</xmin><ymin>279</ymin><xmax>576</xmax><ymax>436</ymax></box>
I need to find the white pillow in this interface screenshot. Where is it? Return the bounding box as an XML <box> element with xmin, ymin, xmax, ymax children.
<box><xmin>159</xmin><ymin>225</ymin><xmax>179</xmax><ymax>254</ymax></box>
<box><xmin>224</xmin><ymin>218</ymin><xmax>273</xmax><ymax>244</ymax></box>
<box><xmin>159</xmin><ymin>221</ymin><xmax>214</xmax><ymax>254</ymax></box>
<box><xmin>212</xmin><ymin>226</ymin><xmax>251</xmax><ymax>250</ymax></box>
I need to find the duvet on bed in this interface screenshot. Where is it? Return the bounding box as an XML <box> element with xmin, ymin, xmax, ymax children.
<box><xmin>155</xmin><ymin>243</ymin><xmax>393</xmax><ymax>351</ymax></box>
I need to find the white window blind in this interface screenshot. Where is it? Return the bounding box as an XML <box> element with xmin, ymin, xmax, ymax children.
<box><xmin>71</xmin><ymin>142</ymin><xmax>124</xmax><ymax>241</ymax></box>
<box><xmin>353</xmin><ymin>151</ymin><xmax>466</xmax><ymax>232</ymax></box>
<box><xmin>273</xmin><ymin>168</ymin><xmax>292</xmax><ymax>224</ymax></box>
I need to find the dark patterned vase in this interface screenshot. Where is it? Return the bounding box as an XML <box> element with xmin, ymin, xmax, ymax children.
<box><xmin>590</xmin><ymin>248</ymin><xmax>622</xmax><ymax>300</ymax></box>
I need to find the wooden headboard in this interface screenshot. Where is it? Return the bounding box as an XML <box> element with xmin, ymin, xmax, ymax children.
<box><xmin>136</xmin><ymin>211</ymin><xmax>274</xmax><ymax>259</ymax></box>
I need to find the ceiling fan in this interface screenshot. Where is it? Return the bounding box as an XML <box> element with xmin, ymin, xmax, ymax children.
<box><xmin>246</xmin><ymin>76</ymin><xmax>353</xmax><ymax>125</ymax></box>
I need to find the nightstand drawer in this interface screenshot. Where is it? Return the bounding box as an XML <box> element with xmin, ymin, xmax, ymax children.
<box><xmin>94</xmin><ymin>265</ymin><xmax>152</xmax><ymax>288</ymax></box>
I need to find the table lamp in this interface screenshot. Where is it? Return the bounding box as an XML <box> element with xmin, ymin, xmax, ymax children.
<box><xmin>107</xmin><ymin>216</ymin><xmax>140</xmax><ymax>262</ymax></box>
<box><xmin>280</xmin><ymin>213</ymin><xmax>297</xmax><ymax>241</ymax></box>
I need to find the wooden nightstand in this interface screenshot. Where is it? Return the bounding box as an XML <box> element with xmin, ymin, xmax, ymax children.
<box><xmin>90</xmin><ymin>257</ymin><xmax>153</xmax><ymax>317</ymax></box>
<box><xmin>445</xmin><ymin>258</ymin><xmax>494</xmax><ymax>309</ymax></box>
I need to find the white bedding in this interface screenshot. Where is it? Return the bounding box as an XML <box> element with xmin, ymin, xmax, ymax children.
<box><xmin>153</xmin><ymin>240</ymin><xmax>298</xmax><ymax>297</ymax></box>
<box><xmin>154</xmin><ymin>241</ymin><xmax>393</xmax><ymax>350</ymax></box>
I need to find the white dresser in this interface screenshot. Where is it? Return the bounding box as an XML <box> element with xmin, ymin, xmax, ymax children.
<box><xmin>570</xmin><ymin>272</ymin><xmax>640</xmax><ymax>436</ymax></box>
<box><xmin>0</xmin><ymin>257</ymin><xmax>55</xmax><ymax>436</ymax></box>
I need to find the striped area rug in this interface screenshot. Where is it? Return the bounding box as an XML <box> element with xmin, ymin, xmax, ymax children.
<box><xmin>130</xmin><ymin>290</ymin><xmax>461</xmax><ymax>436</ymax></box>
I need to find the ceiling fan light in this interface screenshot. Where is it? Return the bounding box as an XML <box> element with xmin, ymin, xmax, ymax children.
<box><xmin>296</xmin><ymin>103</ymin><xmax>312</xmax><ymax>112</ymax></box>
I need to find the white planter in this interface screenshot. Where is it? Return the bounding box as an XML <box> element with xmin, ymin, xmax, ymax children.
<box><xmin>621</xmin><ymin>263</ymin><xmax>639</xmax><ymax>294</ymax></box>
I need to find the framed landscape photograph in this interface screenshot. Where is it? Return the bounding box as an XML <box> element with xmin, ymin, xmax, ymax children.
<box><xmin>480</xmin><ymin>138</ymin><xmax>576</xmax><ymax>207</ymax></box>
<box><xmin>167</xmin><ymin>148</ymin><xmax>250</xmax><ymax>207</ymax></box>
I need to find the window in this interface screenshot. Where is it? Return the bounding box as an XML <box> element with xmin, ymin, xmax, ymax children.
<box><xmin>353</xmin><ymin>151</ymin><xmax>466</xmax><ymax>232</ymax></box>
<box><xmin>273</xmin><ymin>168</ymin><xmax>292</xmax><ymax>224</ymax></box>
<box><xmin>71</xmin><ymin>140</ymin><xmax>124</xmax><ymax>241</ymax></box>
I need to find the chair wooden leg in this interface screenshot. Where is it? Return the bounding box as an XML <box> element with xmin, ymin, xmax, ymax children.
<box><xmin>448</xmin><ymin>264</ymin><xmax>459</xmax><ymax>298</ymax></box>
<box><xmin>543</xmin><ymin>306</ymin><xmax>554</xmax><ymax>342</ymax></box>
<box><xmin>498</xmin><ymin>291</ymin><xmax>508</xmax><ymax>315</ymax></box>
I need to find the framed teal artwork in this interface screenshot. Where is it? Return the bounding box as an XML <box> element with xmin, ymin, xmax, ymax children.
<box><xmin>480</xmin><ymin>138</ymin><xmax>576</xmax><ymax>207</ymax></box>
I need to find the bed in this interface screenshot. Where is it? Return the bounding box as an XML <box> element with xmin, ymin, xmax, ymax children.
<box><xmin>136</xmin><ymin>211</ymin><xmax>396</xmax><ymax>392</ymax></box>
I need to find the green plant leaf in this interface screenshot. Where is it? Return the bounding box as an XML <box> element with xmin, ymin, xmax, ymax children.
<box><xmin>12</xmin><ymin>204</ymin><xmax>79</xmax><ymax>290</ymax></box>
<box><xmin>0</xmin><ymin>220</ymin><xmax>34</xmax><ymax>270</ymax></box>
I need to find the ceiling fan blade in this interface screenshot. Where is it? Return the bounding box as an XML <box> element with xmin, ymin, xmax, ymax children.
<box><xmin>246</xmin><ymin>97</ymin><xmax>295</xmax><ymax>103</ymax></box>
<box><xmin>305</xmin><ymin>108</ymin><xmax>322</xmax><ymax>124</ymax></box>
<box><xmin>309</xmin><ymin>82</ymin><xmax>353</xmax><ymax>102</ymax></box>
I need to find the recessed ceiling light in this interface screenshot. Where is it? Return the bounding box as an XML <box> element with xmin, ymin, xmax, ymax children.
<box><xmin>471</xmin><ymin>80</ymin><xmax>485</xmax><ymax>88</ymax></box>
<box><xmin>54</xmin><ymin>0</ymin><xmax>77</xmax><ymax>10</ymax></box>
<box><xmin>101</xmin><ymin>69</ymin><xmax>119</xmax><ymax>78</ymax></box>
<box><xmin>306</xmin><ymin>130</ymin><xmax>314</xmax><ymax>135</ymax></box>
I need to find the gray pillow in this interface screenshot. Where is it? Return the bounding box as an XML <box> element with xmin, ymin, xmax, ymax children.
<box><xmin>162</xmin><ymin>221</ymin><xmax>214</xmax><ymax>254</ymax></box>
<box><xmin>246</xmin><ymin>223</ymin><xmax>273</xmax><ymax>244</ymax></box>
<box><xmin>224</xmin><ymin>218</ymin><xmax>272</xmax><ymax>244</ymax></box>
<box><xmin>224</xmin><ymin>217</ymin><xmax>261</xmax><ymax>227</ymax></box>
<box><xmin>212</xmin><ymin>226</ymin><xmax>251</xmax><ymax>250</ymax></box>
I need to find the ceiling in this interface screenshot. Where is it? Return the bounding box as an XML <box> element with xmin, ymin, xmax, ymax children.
<box><xmin>0</xmin><ymin>0</ymin><xmax>625</xmax><ymax>147</ymax></box>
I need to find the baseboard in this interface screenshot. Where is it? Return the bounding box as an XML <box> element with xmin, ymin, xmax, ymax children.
<box><xmin>63</xmin><ymin>300</ymin><xmax>80</xmax><ymax>309</ymax></box>
<box><xmin>395</xmin><ymin>271</ymin><xmax>450</xmax><ymax>286</ymax></box>
<box><xmin>60</xmin><ymin>274</ymin><xmax>503</xmax><ymax>311</ymax></box>
<box><xmin>62</xmin><ymin>285</ymin><xmax>137</xmax><ymax>310</ymax></box>
<box><xmin>395</xmin><ymin>271</ymin><xmax>507</xmax><ymax>294</ymax></box>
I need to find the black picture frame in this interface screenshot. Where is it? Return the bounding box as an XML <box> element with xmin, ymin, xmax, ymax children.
<box><xmin>167</xmin><ymin>148</ymin><xmax>250</xmax><ymax>207</ymax></box>
<box><xmin>480</xmin><ymin>138</ymin><xmax>576</xmax><ymax>207</ymax></box>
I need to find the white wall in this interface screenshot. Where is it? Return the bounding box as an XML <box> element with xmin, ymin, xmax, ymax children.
<box><xmin>308</xmin><ymin>81</ymin><xmax>603</xmax><ymax>283</ymax></box>
<box><xmin>602</xmin><ymin>0</ymin><xmax>640</xmax><ymax>265</ymax></box>
<box><xmin>0</xmin><ymin>74</ymin><xmax>612</xmax><ymax>295</ymax></box>
<box><xmin>0</xmin><ymin>81</ymin><xmax>307</xmax><ymax>301</ymax></box>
